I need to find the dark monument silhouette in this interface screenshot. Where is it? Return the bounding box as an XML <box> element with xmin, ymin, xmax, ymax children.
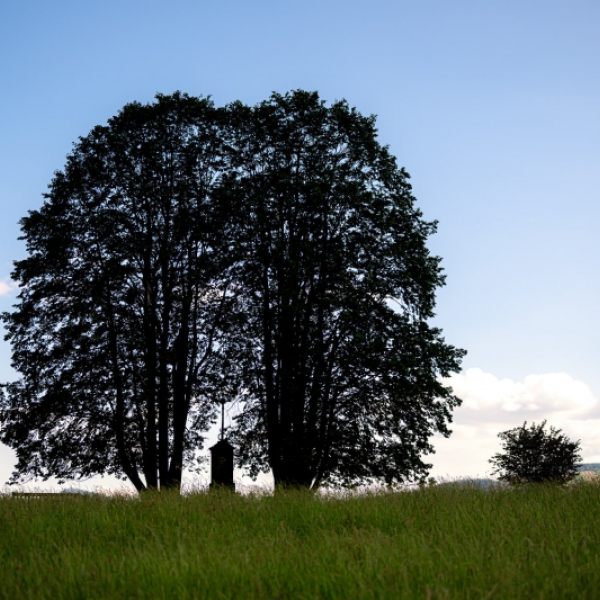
<box><xmin>209</xmin><ymin>401</ymin><xmax>235</xmax><ymax>491</ymax></box>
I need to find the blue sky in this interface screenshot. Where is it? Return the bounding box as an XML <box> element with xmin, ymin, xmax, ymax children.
<box><xmin>1</xmin><ymin>0</ymin><xmax>599</xmax><ymax>489</ymax></box>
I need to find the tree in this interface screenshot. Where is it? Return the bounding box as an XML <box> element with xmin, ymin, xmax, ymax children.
<box><xmin>224</xmin><ymin>91</ymin><xmax>466</xmax><ymax>488</ymax></box>
<box><xmin>1</xmin><ymin>90</ymin><xmax>466</xmax><ymax>492</ymax></box>
<box><xmin>489</xmin><ymin>421</ymin><xmax>582</xmax><ymax>484</ymax></box>
<box><xmin>0</xmin><ymin>93</ymin><xmax>234</xmax><ymax>491</ymax></box>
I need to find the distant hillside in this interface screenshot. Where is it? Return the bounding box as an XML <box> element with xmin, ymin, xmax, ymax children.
<box><xmin>434</xmin><ymin>478</ymin><xmax>505</xmax><ymax>490</ymax></box>
<box><xmin>577</xmin><ymin>463</ymin><xmax>600</xmax><ymax>472</ymax></box>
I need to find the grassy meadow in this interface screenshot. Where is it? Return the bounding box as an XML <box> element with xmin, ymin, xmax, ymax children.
<box><xmin>1</xmin><ymin>482</ymin><xmax>599</xmax><ymax>599</ymax></box>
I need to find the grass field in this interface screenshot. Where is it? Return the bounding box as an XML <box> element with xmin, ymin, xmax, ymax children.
<box><xmin>1</xmin><ymin>482</ymin><xmax>599</xmax><ymax>599</ymax></box>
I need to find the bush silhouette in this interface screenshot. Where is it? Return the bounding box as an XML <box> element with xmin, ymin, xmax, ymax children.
<box><xmin>489</xmin><ymin>420</ymin><xmax>581</xmax><ymax>484</ymax></box>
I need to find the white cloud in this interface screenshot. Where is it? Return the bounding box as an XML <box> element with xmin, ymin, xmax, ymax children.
<box><xmin>0</xmin><ymin>279</ymin><xmax>18</xmax><ymax>297</ymax></box>
<box><xmin>430</xmin><ymin>368</ymin><xmax>600</xmax><ymax>479</ymax></box>
<box><xmin>445</xmin><ymin>368</ymin><xmax>597</xmax><ymax>419</ymax></box>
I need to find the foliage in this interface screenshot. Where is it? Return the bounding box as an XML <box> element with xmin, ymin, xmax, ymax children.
<box><xmin>489</xmin><ymin>420</ymin><xmax>582</xmax><ymax>484</ymax></box>
<box><xmin>225</xmin><ymin>91</ymin><xmax>465</xmax><ymax>488</ymax></box>
<box><xmin>1</xmin><ymin>90</ymin><xmax>465</xmax><ymax>491</ymax></box>
<box><xmin>2</xmin><ymin>484</ymin><xmax>600</xmax><ymax>599</ymax></box>
<box><xmin>0</xmin><ymin>93</ymin><xmax>233</xmax><ymax>490</ymax></box>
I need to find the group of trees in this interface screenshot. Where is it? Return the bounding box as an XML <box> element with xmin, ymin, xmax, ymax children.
<box><xmin>0</xmin><ymin>90</ymin><xmax>467</xmax><ymax>492</ymax></box>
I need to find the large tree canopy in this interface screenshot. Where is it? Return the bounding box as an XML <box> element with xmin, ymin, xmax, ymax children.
<box><xmin>0</xmin><ymin>93</ymin><xmax>233</xmax><ymax>491</ymax></box>
<box><xmin>225</xmin><ymin>91</ymin><xmax>466</xmax><ymax>487</ymax></box>
<box><xmin>0</xmin><ymin>90</ymin><xmax>465</xmax><ymax>491</ymax></box>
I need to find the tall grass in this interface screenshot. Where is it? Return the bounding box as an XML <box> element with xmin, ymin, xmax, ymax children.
<box><xmin>1</xmin><ymin>482</ymin><xmax>599</xmax><ymax>599</ymax></box>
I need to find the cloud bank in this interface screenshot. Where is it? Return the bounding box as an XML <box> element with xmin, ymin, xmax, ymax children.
<box><xmin>430</xmin><ymin>368</ymin><xmax>600</xmax><ymax>479</ymax></box>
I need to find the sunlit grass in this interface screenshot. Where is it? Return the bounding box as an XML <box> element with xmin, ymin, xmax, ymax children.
<box><xmin>1</xmin><ymin>481</ymin><xmax>599</xmax><ymax>599</ymax></box>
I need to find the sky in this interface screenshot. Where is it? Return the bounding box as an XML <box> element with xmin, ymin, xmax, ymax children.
<box><xmin>0</xmin><ymin>0</ymin><xmax>599</xmax><ymax>491</ymax></box>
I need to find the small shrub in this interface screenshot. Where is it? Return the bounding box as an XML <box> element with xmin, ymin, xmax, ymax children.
<box><xmin>489</xmin><ymin>420</ymin><xmax>581</xmax><ymax>484</ymax></box>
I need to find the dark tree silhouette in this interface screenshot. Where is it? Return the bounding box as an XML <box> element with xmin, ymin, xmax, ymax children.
<box><xmin>224</xmin><ymin>91</ymin><xmax>466</xmax><ymax>488</ymax></box>
<box><xmin>1</xmin><ymin>90</ymin><xmax>465</xmax><ymax>491</ymax></box>
<box><xmin>0</xmin><ymin>93</ymin><xmax>235</xmax><ymax>491</ymax></box>
<box><xmin>489</xmin><ymin>420</ymin><xmax>582</xmax><ymax>484</ymax></box>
